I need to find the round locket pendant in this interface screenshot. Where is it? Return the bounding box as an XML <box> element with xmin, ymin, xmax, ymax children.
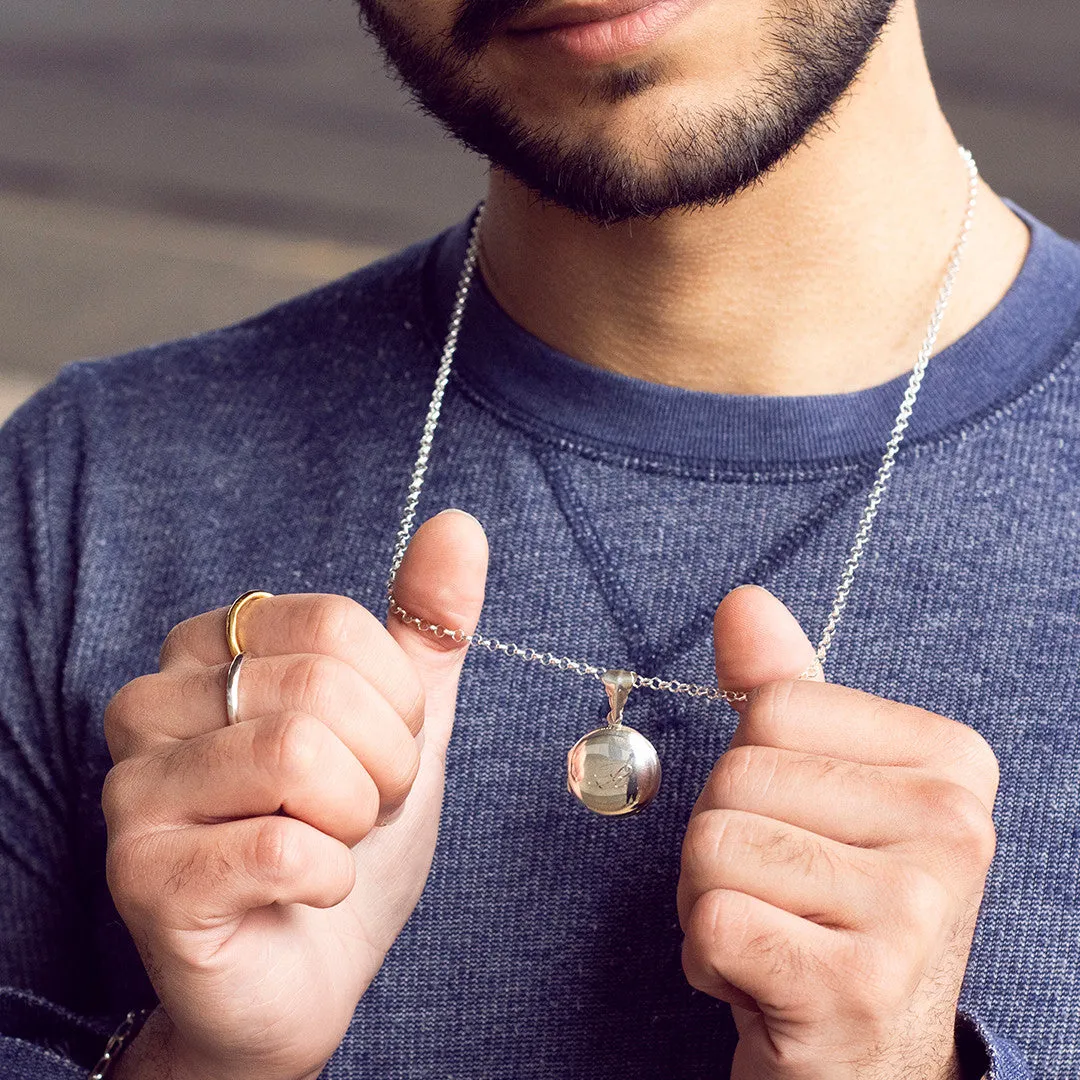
<box><xmin>566</xmin><ymin>670</ymin><xmax>662</xmax><ymax>816</ymax></box>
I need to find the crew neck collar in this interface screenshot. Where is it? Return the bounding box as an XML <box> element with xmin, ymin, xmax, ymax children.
<box><xmin>424</xmin><ymin>203</ymin><xmax>1080</xmax><ymax>470</ymax></box>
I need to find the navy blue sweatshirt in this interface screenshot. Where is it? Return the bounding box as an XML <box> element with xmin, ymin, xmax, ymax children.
<box><xmin>0</xmin><ymin>204</ymin><xmax>1077</xmax><ymax>1078</ymax></box>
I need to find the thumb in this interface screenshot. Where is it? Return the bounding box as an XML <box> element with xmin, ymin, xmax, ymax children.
<box><xmin>388</xmin><ymin>508</ymin><xmax>489</xmax><ymax>757</ymax></box>
<box><xmin>713</xmin><ymin>585</ymin><xmax>824</xmax><ymax>711</ymax></box>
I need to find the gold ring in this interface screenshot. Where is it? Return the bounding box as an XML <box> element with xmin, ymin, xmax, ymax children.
<box><xmin>226</xmin><ymin>590</ymin><xmax>274</xmax><ymax>659</ymax></box>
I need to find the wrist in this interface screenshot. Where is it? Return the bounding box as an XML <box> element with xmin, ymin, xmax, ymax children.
<box><xmin>109</xmin><ymin>1007</ymin><xmax>324</xmax><ymax>1080</ymax></box>
<box><xmin>110</xmin><ymin>1007</ymin><xmax>220</xmax><ymax>1080</ymax></box>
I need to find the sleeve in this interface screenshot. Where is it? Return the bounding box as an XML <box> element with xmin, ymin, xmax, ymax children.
<box><xmin>0</xmin><ymin>374</ymin><xmax>116</xmax><ymax>1075</ymax></box>
<box><xmin>0</xmin><ymin>988</ymin><xmax>113</xmax><ymax>1077</ymax></box>
<box><xmin>956</xmin><ymin>1008</ymin><xmax>1032</xmax><ymax>1080</ymax></box>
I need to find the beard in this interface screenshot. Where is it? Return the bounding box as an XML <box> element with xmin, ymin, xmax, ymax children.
<box><xmin>353</xmin><ymin>0</ymin><xmax>899</xmax><ymax>225</ymax></box>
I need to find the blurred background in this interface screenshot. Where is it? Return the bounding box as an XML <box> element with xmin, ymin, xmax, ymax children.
<box><xmin>1</xmin><ymin>0</ymin><xmax>1077</xmax><ymax>422</ymax></box>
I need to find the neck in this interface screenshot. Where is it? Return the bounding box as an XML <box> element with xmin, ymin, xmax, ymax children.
<box><xmin>476</xmin><ymin>4</ymin><xmax>1029</xmax><ymax>397</ymax></box>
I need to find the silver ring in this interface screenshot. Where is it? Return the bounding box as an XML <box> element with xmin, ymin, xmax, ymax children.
<box><xmin>226</xmin><ymin>652</ymin><xmax>245</xmax><ymax>725</ymax></box>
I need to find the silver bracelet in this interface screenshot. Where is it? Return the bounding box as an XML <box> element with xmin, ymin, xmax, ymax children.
<box><xmin>88</xmin><ymin>1008</ymin><xmax>152</xmax><ymax>1080</ymax></box>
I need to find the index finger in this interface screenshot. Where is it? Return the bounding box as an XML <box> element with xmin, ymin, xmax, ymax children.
<box><xmin>730</xmin><ymin>679</ymin><xmax>1000</xmax><ymax>812</ymax></box>
<box><xmin>158</xmin><ymin>593</ymin><xmax>421</xmax><ymax>723</ymax></box>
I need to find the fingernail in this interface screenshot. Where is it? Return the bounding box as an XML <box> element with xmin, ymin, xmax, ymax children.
<box><xmin>374</xmin><ymin>800</ymin><xmax>407</xmax><ymax>827</ymax></box>
<box><xmin>435</xmin><ymin>508</ymin><xmax>482</xmax><ymax>526</ymax></box>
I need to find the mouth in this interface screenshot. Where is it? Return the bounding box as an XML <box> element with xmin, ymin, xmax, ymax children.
<box><xmin>505</xmin><ymin>0</ymin><xmax>699</xmax><ymax>64</ymax></box>
<box><xmin>508</xmin><ymin>0</ymin><xmax>666</xmax><ymax>32</ymax></box>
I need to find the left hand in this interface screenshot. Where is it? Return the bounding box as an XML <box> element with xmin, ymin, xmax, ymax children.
<box><xmin>678</xmin><ymin>586</ymin><xmax>999</xmax><ymax>1080</ymax></box>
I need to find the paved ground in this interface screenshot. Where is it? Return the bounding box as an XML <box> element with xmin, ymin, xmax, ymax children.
<box><xmin>0</xmin><ymin>0</ymin><xmax>1077</xmax><ymax>420</ymax></box>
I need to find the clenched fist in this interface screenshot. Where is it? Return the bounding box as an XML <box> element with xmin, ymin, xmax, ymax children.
<box><xmin>101</xmin><ymin>509</ymin><xmax>488</xmax><ymax>1080</ymax></box>
<box><xmin>679</xmin><ymin>585</ymin><xmax>999</xmax><ymax>1080</ymax></box>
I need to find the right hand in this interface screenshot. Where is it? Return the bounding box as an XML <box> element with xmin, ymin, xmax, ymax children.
<box><xmin>102</xmin><ymin>509</ymin><xmax>489</xmax><ymax>1080</ymax></box>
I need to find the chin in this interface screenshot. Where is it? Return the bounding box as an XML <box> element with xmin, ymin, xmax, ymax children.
<box><xmin>357</xmin><ymin>0</ymin><xmax>897</xmax><ymax>222</ymax></box>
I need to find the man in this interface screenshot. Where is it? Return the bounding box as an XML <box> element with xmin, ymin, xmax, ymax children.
<box><xmin>0</xmin><ymin>0</ymin><xmax>1075</xmax><ymax>1077</ymax></box>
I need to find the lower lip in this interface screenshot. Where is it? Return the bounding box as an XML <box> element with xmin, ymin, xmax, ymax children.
<box><xmin>509</xmin><ymin>0</ymin><xmax>697</xmax><ymax>64</ymax></box>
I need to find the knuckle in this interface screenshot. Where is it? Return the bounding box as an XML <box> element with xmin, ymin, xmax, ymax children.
<box><xmin>105</xmin><ymin>833</ymin><xmax>156</xmax><ymax>921</ymax></box>
<box><xmin>953</xmin><ymin>726</ymin><xmax>1001</xmax><ymax>788</ymax></box>
<box><xmin>680</xmin><ymin>943</ymin><xmax>710</xmax><ymax>995</ymax></box>
<box><xmin>284</xmin><ymin>653</ymin><xmax>343</xmax><ymax>719</ymax></box>
<box><xmin>103</xmin><ymin>675</ymin><xmax>156</xmax><ymax>758</ymax></box>
<box><xmin>104</xmin><ymin>833</ymin><xmax>136</xmax><ymax>900</ymax></box>
<box><xmin>683</xmin><ymin>809</ymin><xmax>735</xmax><ymax>872</ymax></box>
<box><xmin>680</xmin><ymin>917</ymin><xmax>718</xmax><ymax>993</ymax></box>
<box><xmin>258</xmin><ymin>712</ymin><xmax>324</xmax><ymax>786</ymax></box>
<box><xmin>158</xmin><ymin>617</ymin><xmax>198</xmax><ymax>669</ymax></box>
<box><xmin>969</xmin><ymin>814</ymin><xmax>998</xmax><ymax>868</ymax></box>
<box><xmin>938</xmin><ymin>783</ymin><xmax>997</xmax><ymax>867</ymax></box>
<box><xmin>683</xmin><ymin>888</ymin><xmax>734</xmax><ymax>972</ymax></box>
<box><xmin>742</xmin><ymin>680</ymin><xmax>795</xmax><ymax>745</ymax></box>
<box><xmin>890</xmin><ymin>863</ymin><xmax>949</xmax><ymax>936</ymax></box>
<box><xmin>251</xmin><ymin>817</ymin><xmax>307</xmax><ymax>885</ymax></box>
<box><xmin>700</xmin><ymin>889</ymin><xmax>783</xmax><ymax>973</ymax></box>
<box><xmin>713</xmin><ymin>744</ymin><xmax>782</xmax><ymax>807</ymax></box>
<box><xmin>104</xmin><ymin>677</ymin><xmax>143</xmax><ymax>732</ymax></box>
<box><xmin>100</xmin><ymin>759</ymin><xmax>141</xmax><ymax>827</ymax></box>
<box><xmin>305</xmin><ymin>595</ymin><xmax>366</xmax><ymax>660</ymax></box>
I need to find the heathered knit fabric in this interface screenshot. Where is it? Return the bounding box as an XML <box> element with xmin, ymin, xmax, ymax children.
<box><xmin>0</xmin><ymin>203</ymin><xmax>1077</xmax><ymax>1079</ymax></box>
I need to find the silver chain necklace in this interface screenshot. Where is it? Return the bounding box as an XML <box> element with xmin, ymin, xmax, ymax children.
<box><xmin>387</xmin><ymin>146</ymin><xmax>979</xmax><ymax>816</ymax></box>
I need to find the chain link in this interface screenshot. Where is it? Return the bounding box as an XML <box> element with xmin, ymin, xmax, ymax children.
<box><xmin>815</xmin><ymin>148</ymin><xmax>979</xmax><ymax>663</ymax></box>
<box><xmin>386</xmin><ymin>596</ymin><xmax>824</xmax><ymax>702</ymax></box>
<box><xmin>387</xmin><ymin>148</ymin><xmax>979</xmax><ymax>705</ymax></box>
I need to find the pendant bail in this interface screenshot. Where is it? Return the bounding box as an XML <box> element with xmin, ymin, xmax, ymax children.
<box><xmin>602</xmin><ymin>669</ymin><xmax>634</xmax><ymax>727</ymax></box>
<box><xmin>567</xmin><ymin>669</ymin><xmax>661</xmax><ymax>816</ymax></box>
